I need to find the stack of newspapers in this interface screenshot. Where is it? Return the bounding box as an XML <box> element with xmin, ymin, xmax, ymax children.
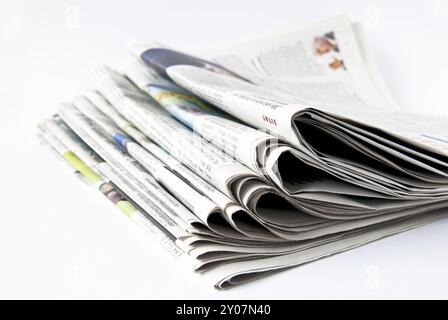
<box><xmin>37</xmin><ymin>16</ymin><xmax>448</xmax><ymax>289</ymax></box>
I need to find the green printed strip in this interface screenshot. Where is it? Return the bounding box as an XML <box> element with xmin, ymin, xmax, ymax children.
<box><xmin>116</xmin><ymin>200</ymin><xmax>137</xmax><ymax>217</ymax></box>
<box><xmin>63</xmin><ymin>151</ymin><xmax>102</xmax><ymax>183</ymax></box>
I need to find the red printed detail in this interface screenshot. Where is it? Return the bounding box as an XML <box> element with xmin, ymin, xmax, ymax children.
<box><xmin>262</xmin><ymin>115</ymin><xmax>277</xmax><ymax>126</ymax></box>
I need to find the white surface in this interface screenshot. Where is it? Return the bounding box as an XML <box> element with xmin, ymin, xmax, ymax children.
<box><xmin>1</xmin><ymin>0</ymin><xmax>448</xmax><ymax>299</ymax></box>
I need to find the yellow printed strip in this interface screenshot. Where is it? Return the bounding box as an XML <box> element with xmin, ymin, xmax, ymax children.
<box><xmin>63</xmin><ymin>151</ymin><xmax>102</xmax><ymax>183</ymax></box>
<box><xmin>116</xmin><ymin>200</ymin><xmax>137</xmax><ymax>217</ymax></box>
<box><xmin>155</xmin><ymin>91</ymin><xmax>211</xmax><ymax>110</ymax></box>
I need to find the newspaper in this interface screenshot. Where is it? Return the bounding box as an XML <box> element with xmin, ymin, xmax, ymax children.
<box><xmin>122</xmin><ymin>63</ymin><xmax>448</xmax><ymax>206</ymax></box>
<box><xmin>37</xmin><ymin>121</ymin><xmax>189</xmax><ymax>263</ymax></box>
<box><xmin>37</xmin><ymin>15</ymin><xmax>448</xmax><ymax>289</ymax></box>
<box><xmin>38</xmin><ymin>115</ymin><xmax>448</xmax><ymax>288</ymax></box>
<box><xmin>129</xmin><ymin>16</ymin><xmax>448</xmax><ymax>202</ymax></box>
<box><xmin>72</xmin><ymin>94</ymin><xmax>282</xmax><ymax>240</ymax></box>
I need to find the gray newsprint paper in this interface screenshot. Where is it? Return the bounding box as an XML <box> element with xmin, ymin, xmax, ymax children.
<box><xmin>38</xmin><ymin>15</ymin><xmax>448</xmax><ymax>289</ymax></box>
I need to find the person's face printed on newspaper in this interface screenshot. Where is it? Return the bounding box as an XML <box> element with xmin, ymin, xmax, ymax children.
<box><xmin>100</xmin><ymin>182</ymin><xmax>114</xmax><ymax>194</ymax></box>
<box><xmin>313</xmin><ymin>32</ymin><xmax>345</xmax><ymax>71</ymax></box>
<box><xmin>314</xmin><ymin>36</ymin><xmax>338</xmax><ymax>55</ymax></box>
<box><xmin>106</xmin><ymin>190</ymin><xmax>124</xmax><ymax>205</ymax></box>
<box><xmin>313</xmin><ymin>32</ymin><xmax>339</xmax><ymax>55</ymax></box>
<box><xmin>329</xmin><ymin>58</ymin><xmax>344</xmax><ymax>70</ymax></box>
<box><xmin>141</xmin><ymin>48</ymin><xmax>253</xmax><ymax>83</ymax></box>
<box><xmin>99</xmin><ymin>182</ymin><xmax>125</xmax><ymax>205</ymax></box>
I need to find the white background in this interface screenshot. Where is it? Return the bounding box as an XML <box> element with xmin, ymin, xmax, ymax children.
<box><xmin>1</xmin><ymin>0</ymin><xmax>448</xmax><ymax>299</ymax></box>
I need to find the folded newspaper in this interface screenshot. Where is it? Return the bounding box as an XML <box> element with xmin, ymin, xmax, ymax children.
<box><xmin>37</xmin><ymin>15</ymin><xmax>448</xmax><ymax>289</ymax></box>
